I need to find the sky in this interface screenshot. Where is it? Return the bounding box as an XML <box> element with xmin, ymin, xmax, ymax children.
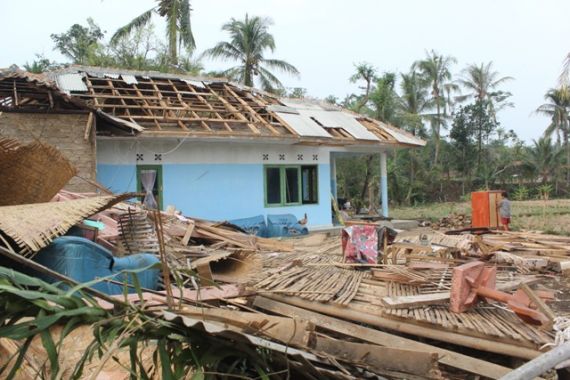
<box><xmin>2</xmin><ymin>0</ymin><xmax>570</xmax><ymax>142</ymax></box>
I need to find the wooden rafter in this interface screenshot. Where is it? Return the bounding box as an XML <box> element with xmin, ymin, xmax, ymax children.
<box><xmin>222</xmin><ymin>84</ymin><xmax>281</xmax><ymax>135</ymax></box>
<box><xmin>203</xmin><ymin>83</ymin><xmax>260</xmax><ymax>134</ymax></box>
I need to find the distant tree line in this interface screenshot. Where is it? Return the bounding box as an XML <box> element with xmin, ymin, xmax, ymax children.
<box><xmin>334</xmin><ymin>53</ymin><xmax>570</xmax><ymax>210</ymax></box>
<box><xmin>23</xmin><ymin>1</ymin><xmax>299</xmax><ymax>93</ymax></box>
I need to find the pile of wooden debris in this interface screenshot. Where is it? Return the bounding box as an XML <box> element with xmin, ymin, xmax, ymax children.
<box><xmin>431</xmin><ymin>213</ymin><xmax>472</xmax><ymax>230</ymax></box>
<box><xmin>1</xmin><ymin>139</ymin><xmax>570</xmax><ymax>379</ymax></box>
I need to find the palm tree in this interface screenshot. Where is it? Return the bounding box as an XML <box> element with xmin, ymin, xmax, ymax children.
<box><xmin>369</xmin><ymin>72</ymin><xmax>398</xmax><ymax>123</ymax></box>
<box><xmin>398</xmin><ymin>70</ymin><xmax>431</xmax><ymax>136</ymax></box>
<box><xmin>349</xmin><ymin>63</ymin><xmax>377</xmax><ymax>113</ymax></box>
<box><xmin>203</xmin><ymin>14</ymin><xmax>299</xmax><ymax>92</ymax></box>
<box><xmin>414</xmin><ymin>50</ymin><xmax>457</xmax><ymax>165</ymax></box>
<box><xmin>398</xmin><ymin>69</ymin><xmax>432</xmax><ymax>203</ymax></box>
<box><xmin>524</xmin><ymin>137</ymin><xmax>563</xmax><ymax>184</ymax></box>
<box><xmin>536</xmin><ymin>87</ymin><xmax>570</xmax><ymax>182</ymax></box>
<box><xmin>457</xmin><ymin>62</ymin><xmax>513</xmax><ymax>115</ymax></box>
<box><xmin>111</xmin><ymin>0</ymin><xmax>195</xmax><ymax>65</ymax></box>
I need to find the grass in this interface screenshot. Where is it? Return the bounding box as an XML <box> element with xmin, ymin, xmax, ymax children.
<box><xmin>391</xmin><ymin>199</ymin><xmax>570</xmax><ymax>235</ymax></box>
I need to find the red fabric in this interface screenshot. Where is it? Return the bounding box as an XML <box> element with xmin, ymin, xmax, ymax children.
<box><xmin>500</xmin><ymin>217</ymin><xmax>510</xmax><ymax>226</ymax></box>
<box><xmin>341</xmin><ymin>225</ymin><xmax>378</xmax><ymax>264</ymax></box>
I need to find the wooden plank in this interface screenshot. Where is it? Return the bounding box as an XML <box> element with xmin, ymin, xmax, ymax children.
<box><xmin>382</xmin><ymin>292</ymin><xmax>450</xmax><ymax>308</ymax></box>
<box><xmin>258</xmin><ymin>294</ymin><xmax>542</xmax><ymax>360</ymax></box>
<box><xmin>180</xmin><ymin>305</ymin><xmax>314</xmax><ymax>348</ymax></box>
<box><xmin>521</xmin><ymin>283</ymin><xmax>556</xmax><ymax>326</ymax></box>
<box><xmin>253</xmin><ymin>296</ymin><xmax>516</xmax><ymax>379</ymax></box>
<box><xmin>83</xmin><ymin>111</ymin><xmax>94</xmax><ymax>141</ymax></box>
<box><xmin>181</xmin><ymin>220</ymin><xmax>195</xmax><ymax>246</ymax></box>
<box><xmin>162</xmin><ymin>283</ymin><xmax>250</xmax><ymax>301</ymax></box>
<box><xmin>315</xmin><ymin>335</ymin><xmax>441</xmax><ymax>378</ymax></box>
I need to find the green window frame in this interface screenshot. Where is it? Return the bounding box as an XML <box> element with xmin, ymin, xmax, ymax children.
<box><xmin>264</xmin><ymin>165</ymin><xmax>318</xmax><ymax>207</ymax></box>
<box><xmin>136</xmin><ymin>164</ymin><xmax>163</xmax><ymax>210</ymax></box>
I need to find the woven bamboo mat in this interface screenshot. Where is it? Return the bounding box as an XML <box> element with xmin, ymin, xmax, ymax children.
<box><xmin>382</xmin><ymin>278</ymin><xmax>554</xmax><ymax>346</ymax></box>
<box><xmin>0</xmin><ymin>194</ymin><xmax>135</xmax><ymax>255</ymax></box>
<box><xmin>0</xmin><ymin>138</ymin><xmax>76</xmax><ymax>206</ymax></box>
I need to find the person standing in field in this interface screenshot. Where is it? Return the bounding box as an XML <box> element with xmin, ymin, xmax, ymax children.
<box><xmin>497</xmin><ymin>191</ymin><xmax>511</xmax><ymax>231</ymax></box>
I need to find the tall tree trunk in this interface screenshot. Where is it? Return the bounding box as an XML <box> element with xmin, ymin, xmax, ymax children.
<box><xmin>433</xmin><ymin>99</ymin><xmax>441</xmax><ymax>165</ymax></box>
<box><xmin>407</xmin><ymin>151</ymin><xmax>415</xmax><ymax>205</ymax></box>
<box><xmin>360</xmin><ymin>155</ymin><xmax>374</xmax><ymax>205</ymax></box>
<box><xmin>244</xmin><ymin>62</ymin><xmax>253</xmax><ymax>87</ymax></box>
<box><xmin>564</xmin><ymin>130</ymin><xmax>570</xmax><ymax>185</ymax></box>
<box><xmin>477</xmin><ymin>120</ymin><xmax>483</xmax><ymax>170</ymax></box>
<box><xmin>356</xmin><ymin>80</ymin><xmax>371</xmax><ymax>113</ymax></box>
<box><xmin>168</xmin><ymin>5</ymin><xmax>178</xmax><ymax>65</ymax></box>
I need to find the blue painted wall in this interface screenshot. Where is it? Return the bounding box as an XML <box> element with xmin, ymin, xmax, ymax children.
<box><xmin>97</xmin><ymin>163</ymin><xmax>333</xmax><ymax>227</ymax></box>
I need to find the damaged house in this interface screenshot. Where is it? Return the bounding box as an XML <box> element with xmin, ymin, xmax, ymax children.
<box><xmin>0</xmin><ymin>66</ymin><xmax>424</xmax><ymax>228</ymax></box>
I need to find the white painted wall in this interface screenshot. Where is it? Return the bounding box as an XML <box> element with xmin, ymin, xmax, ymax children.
<box><xmin>97</xmin><ymin>139</ymin><xmax>334</xmax><ymax>165</ymax></box>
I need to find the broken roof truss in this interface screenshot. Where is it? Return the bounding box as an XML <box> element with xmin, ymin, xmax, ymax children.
<box><xmin>76</xmin><ymin>74</ymin><xmax>298</xmax><ymax>137</ymax></box>
<box><xmin>0</xmin><ymin>67</ymin><xmax>425</xmax><ymax>147</ymax></box>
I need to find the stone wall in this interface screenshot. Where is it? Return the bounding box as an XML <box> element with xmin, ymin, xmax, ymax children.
<box><xmin>0</xmin><ymin>112</ymin><xmax>95</xmax><ymax>192</ymax></box>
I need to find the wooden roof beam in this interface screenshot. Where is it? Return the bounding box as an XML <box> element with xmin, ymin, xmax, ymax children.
<box><xmin>167</xmin><ymin>79</ymin><xmax>213</xmax><ymax>131</ymax></box>
<box><xmin>182</xmin><ymin>82</ymin><xmax>231</xmax><ymax>131</ymax></box>
<box><xmin>241</xmin><ymin>91</ymin><xmax>299</xmax><ymax>136</ymax></box>
<box><xmin>147</xmin><ymin>77</ymin><xmax>181</xmax><ymax>129</ymax></box>
<box><xmin>223</xmin><ymin>84</ymin><xmax>282</xmax><ymax>135</ymax></box>
<box><xmin>12</xmin><ymin>80</ymin><xmax>19</xmax><ymax>107</ymax></box>
<box><xmin>204</xmin><ymin>84</ymin><xmax>259</xmax><ymax>134</ymax></box>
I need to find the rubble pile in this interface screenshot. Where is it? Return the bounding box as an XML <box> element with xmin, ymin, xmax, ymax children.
<box><xmin>431</xmin><ymin>213</ymin><xmax>471</xmax><ymax>230</ymax></box>
<box><xmin>1</xmin><ymin>139</ymin><xmax>570</xmax><ymax>379</ymax></box>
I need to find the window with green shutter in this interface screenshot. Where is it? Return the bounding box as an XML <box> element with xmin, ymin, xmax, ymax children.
<box><xmin>264</xmin><ymin>165</ymin><xmax>318</xmax><ymax>207</ymax></box>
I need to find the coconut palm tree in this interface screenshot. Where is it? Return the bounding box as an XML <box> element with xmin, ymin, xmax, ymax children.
<box><xmin>398</xmin><ymin>69</ymin><xmax>431</xmax><ymax>136</ymax></box>
<box><xmin>398</xmin><ymin>69</ymin><xmax>432</xmax><ymax>203</ymax></box>
<box><xmin>349</xmin><ymin>63</ymin><xmax>377</xmax><ymax>113</ymax></box>
<box><xmin>203</xmin><ymin>14</ymin><xmax>299</xmax><ymax>92</ymax></box>
<box><xmin>111</xmin><ymin>0</ymin><xmax>195</xmax><ymax>65</ymax></box>
<box><xmin>369</xmin><ymin>72</ymin><xmax>398</xmax><ymax>124</ymax></box>
<box><xmin>524</xmin><ymin>137</ymin><xmax>563</xmax><ymax>184</ymax></box>
<box><xmin>536</xmin><ymin>87</ymin><xmax>570</xmax><ymax>182</ymax></box>
<box><xmin>457</xmin><ymin>62</ymin><xmax>513</xmax><ymax>115</ymax></box>
<box><xmin>414</xmin><ymin>50</ymin><xmax>457</xmax><ymax>165</ymax></box>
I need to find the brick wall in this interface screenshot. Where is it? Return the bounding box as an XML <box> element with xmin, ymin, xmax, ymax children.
<box><xmin>0</xmin><ymin>112</ymin><xmax>96</xmax><ymax>192</ymax></box>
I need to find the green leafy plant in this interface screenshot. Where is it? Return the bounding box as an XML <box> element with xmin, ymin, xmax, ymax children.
<box><xmin>0</xmin><ymin>266</ymin><xmax>281</xmax><ymax>379</ymax></box>
<box><xmin>513</xmin><ymin>186</ymin><xmax>529</xmax><ymax>201</ymax></box>
<box><xmin>537</xmin><ymin>183</ymin><xmax>554</xmax><ymax>200</ymax></box>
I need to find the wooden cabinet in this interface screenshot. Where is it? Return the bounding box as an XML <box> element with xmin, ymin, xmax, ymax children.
<box><xmin>471</xmin><ymin>191</ymin><xmax>503</xmax><ymax>229</ymax></box>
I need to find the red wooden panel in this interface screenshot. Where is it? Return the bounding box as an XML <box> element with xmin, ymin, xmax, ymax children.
<box><xmin>471</xmin><ymin>191</ymin><xmax>490</xmax><ymax>228</ymax></box>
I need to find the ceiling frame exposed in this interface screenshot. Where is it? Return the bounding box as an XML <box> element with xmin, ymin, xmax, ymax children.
<box><xmin>0</xmin><ymin>68</ymin><xmax>425</xmax><ymax>147</ymax></box>
<box><xmin>76</xmin><ymin>74</ymin><xmax>292</xmax><ymax>137</ymax></box>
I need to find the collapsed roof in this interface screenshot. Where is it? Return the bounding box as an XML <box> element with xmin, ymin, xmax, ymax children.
<box><xmin>0</xmin><ymin>66</ymin><xmax>425</xmax><ymax>148</ymax></box>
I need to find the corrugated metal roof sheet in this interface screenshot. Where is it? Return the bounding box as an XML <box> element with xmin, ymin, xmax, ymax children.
<box><xmin>380</xmin><ymin>124</ymin><xmax>426</xmax><ymax>146</ymax></box>
<box><xmin>181</xmin><ymin>79</ymin><xmax>205</xmax><ymax>88</ymax></box>
<box><xmin>276</xmin><ymin>112</ymin><xmax>332</xmax><ymax>138</ymax></box>
<box><xmin>55</xmin><ymin>73</ymin><xmax>88</xmax><ymax>93</ymax></box>
<box><xmin>267</xmin><ymin>104</ymin><xmax>299</xmax><ymax>114</ymax></box>
<box><xmin>280</xmin><ymin>101</ymin><xmax>380</xmax><ymax>141</ymax></box>
<box><xmin>121</xmin><ymin>74</ymin><xmax>138</xmax><ymax>85</ymax></box>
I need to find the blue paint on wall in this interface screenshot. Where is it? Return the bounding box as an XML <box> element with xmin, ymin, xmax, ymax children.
<box><xmin>97</xmin><ymin>163</ymin><xmax>333</xmax><ymax>227</ymax></box>
<box><xmin>97</xmin><ymin>164</ymin><xmax>137</xmax><ymax>193</ymax></box>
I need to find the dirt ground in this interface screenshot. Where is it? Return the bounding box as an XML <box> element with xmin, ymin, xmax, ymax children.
<box><xmin>391</xmin><ymin>199</ymin><xmax>570</xmax><ymax>235</ymax></box>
